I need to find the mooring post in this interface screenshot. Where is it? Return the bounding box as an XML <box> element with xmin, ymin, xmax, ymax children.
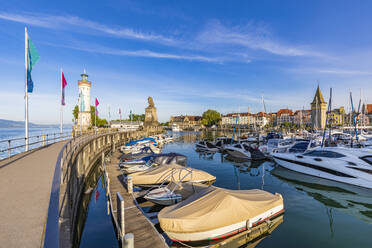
<box><xmin>101</xmin><ymin>152</ymin><xmax>105</xmax><ymax>167</ymax></box>
<box><xmin>123</xmin><ymin>233</ymin><xmax>134</xmax><ymax>248</ymax></box>
<box><xmin>117</xmin><ymin>192</ymin><xmax>125</xmax><ymax>240</ymax></box>
<box><xmin>127</xmin><ymin>176</ymin><xmax>133</xmax><ymax>194</ymax></box>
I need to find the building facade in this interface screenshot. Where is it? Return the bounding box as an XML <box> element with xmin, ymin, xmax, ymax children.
<box><xmin>169</xmin><ymin>115</ymin><xmax>202</xmax><ymax>130</ymax></box>
<box><xmin>110</xmin><ymin>120</ymin><xmax>143</xmax><ymax>130</ymax></box>
<box><xmin>77</xmin><ymin>71</ymin><xmax>91</xmax><ymax>131</ymax></box>
<box><xmin>311</xmin><ymin>86</ymin><xmax>327</xmax><ymax>129</ymax></box>
<box><xmin>293</xmin><ymin>110</ymin><xmax>312</xmax><ymax>126</ymax></box>
<box><xmin>276</xmin><ymin>109</ymin><xmax>294</xmax><ymax>126</ymax></box>
<box><xmin>328</xmin><ymin>107</ymin><xmax>346</xmax><ymax>126</ymax></box>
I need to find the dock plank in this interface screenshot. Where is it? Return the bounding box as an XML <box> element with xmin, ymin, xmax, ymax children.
<box><xmin>106</xmin><ymin>151</ymin><xmax>168</xmax><ymax>248</ymax></box>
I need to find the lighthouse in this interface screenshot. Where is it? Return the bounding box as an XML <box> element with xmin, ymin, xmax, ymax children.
<box><xmin>77</xmin><ymin>70</ymin><xmax>91</xmax><ymax>131</ymax></box>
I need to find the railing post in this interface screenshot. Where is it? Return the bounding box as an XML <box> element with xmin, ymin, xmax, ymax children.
<box><xmin>117</xmin><ymin>192</ymin><xmax>125</xmax><ymax>240</ymax></box>
<box><xmin>127</xmin><ymin>176</ymin><xmax>133</xmax><ymax>194</ymax></box>
<box><xmin>8</xmin><ymin>140</ymin><xmax>11</xmax><ymax>158</ymax></box>
<box><xmin>123</xmin><ymin>233</ymin><xmax>134</xmax><ymax>248</ymax></box>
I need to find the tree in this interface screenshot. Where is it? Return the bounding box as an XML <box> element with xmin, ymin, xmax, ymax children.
<box><xmin>201</xmin><ymin>109</ymin><xmax>221</xmax><ymax>127</ymax></box>
<box><xmin>128</xmin><ymin>113</ymin><xmax>145</xmax><ymax>122</ymax></box>
<box><xmin>90</xmin><ymin>106</ymin><xmax>108</xmax><ymax>127</ymax></box>
<box><xmin>73</xmin><ymin>105</ymin><xmax>79</xmax><ymax>121</ymax></box>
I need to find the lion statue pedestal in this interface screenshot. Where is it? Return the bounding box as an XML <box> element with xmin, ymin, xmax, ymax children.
<box><xmin>144</xmin><ymin>96</ymin><xmax>159</xmax><ymax>127</ymax></box>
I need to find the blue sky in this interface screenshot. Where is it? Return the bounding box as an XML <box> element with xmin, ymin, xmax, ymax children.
<box><xmin>1</xmin><ymin>0</ymin><xmax>372</xmax><ymax>124</ymax></box>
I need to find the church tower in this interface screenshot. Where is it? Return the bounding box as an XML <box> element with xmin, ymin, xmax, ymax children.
<box><xmin>311</xmin><ymin>85</ymin><xmax>327</xmax><ymax>129</ymax></box>
<box><xmin>77</xmin><ymin>70</ymin><xmax>91</xmax><ymax>130</ymax></box>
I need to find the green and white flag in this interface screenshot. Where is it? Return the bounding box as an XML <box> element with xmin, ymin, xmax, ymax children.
<box><xmin>26</xmin><ymin>35</ymin><xmax>40</xmax><ymax>93</ymax></box>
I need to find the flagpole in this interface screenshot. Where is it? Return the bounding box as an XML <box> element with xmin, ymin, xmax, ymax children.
<box><xmin>60</xmin><ymin>68</ymin><xmax>63</xmax><ymax>134</ymax></box>
<box><xmin>95</xmin><ymin>98</ymin><xmax>97</xmax><ymax>132</ymax></box>
<box><xmin>25</xmin><ymin>27</ymin><xmax>29</xmax><ymax>152</ymax></box>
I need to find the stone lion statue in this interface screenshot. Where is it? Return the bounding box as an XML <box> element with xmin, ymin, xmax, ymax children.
<box><xmin>148</xmin><ymin>96</ymin><xmax>155</xmax><ymax>107</ymax></box>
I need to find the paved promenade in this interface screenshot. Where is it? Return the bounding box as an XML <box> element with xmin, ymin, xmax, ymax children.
<box><xmin>0</xmin><ymin>141</ymin><xmax>66</xmax><ymax>248</ymax></box>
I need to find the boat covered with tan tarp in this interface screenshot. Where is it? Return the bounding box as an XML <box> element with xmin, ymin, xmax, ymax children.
<box><xmin>130</xmin><ymin>164</ymin><xmax>216</xmax><ymax>186</ymax></box>
<box><xmin>158</xmin><ymin>187</ymin><xmax>284</xmax><ymax>242</ymax></box>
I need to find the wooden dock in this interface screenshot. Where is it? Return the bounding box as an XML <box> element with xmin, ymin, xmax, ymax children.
<box><xmin>104</xmin><ymin>150</ymin><xmax>168</xmax><ymax>248</ymax></box>
<box><xmin>104</xmin><ymin>149</ymin><xmax>284</xmax><ymax>248</ymax></box>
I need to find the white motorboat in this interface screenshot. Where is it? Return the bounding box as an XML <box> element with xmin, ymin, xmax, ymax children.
<box><xmin>195</xmin><ymin>141</ymin><xmax>219</xmax><ymax>153</ymax></box>
<box><xmin>224</xmin><ymin>143</ymin><xmax>265</xmax><ymax>160</ymax></box>
<box><xmin>120</xmin><ymin>153</ymin><xmax>187</xmax><ymax>173</ymax></box>
<box><xmin>273</xmin><ymin>147</ymin><xmax>372</xmax><ymax>189</ymax></box>
<box><xmin>259</xmin><ymin>138</ymin><xmax>294</xmax><ymax>155</ymax></box>
<box><xmin>158</xmin><ymin>187</ymin><xmax>284</xmax><ymax>242</ymax></box>
<box><xmin>144</xmin><ymin>182</ymin><xmax>209</xmax><ymax>206</ymax></box>
<box><xmin>272</xmin><ymin>167</ymin><xmax>372</xmax><ymax>224</ymax></box>
<box><xmin>172</xmin><ymin>124</ymin><xmax>181</xmax><ymax>132</ymax></box>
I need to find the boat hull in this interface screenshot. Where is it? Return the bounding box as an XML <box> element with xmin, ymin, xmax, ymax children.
<box><xmin>273</xmin><ymin>156</ymin><xmax>372</xmax><ymax>189</ymax></box>
<box><xmin>165</xmin><ymin>205</ymin><xmax>284</xmax><ymax>242</ymax></box>
<box><xmin>225</xmin><ymin>149</ymin><xmax>251</xmax><ymax>159</ymax></box>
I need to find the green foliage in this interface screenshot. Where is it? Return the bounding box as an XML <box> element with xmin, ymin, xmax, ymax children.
<box><xmin>90</xmin><ymin>105</ymin><xmax>108</xmax><ymax>127</ymax></box>
<box><xmin>129</xmin><ymin>113</ymin><xmax>145</xmax><ymax>122</ymax></box>
<box><xmin>160</xmin><ymin>122</ymin><xmax>169</xmax><ymax>126</ymax></box>
<box><xmin>73</xmin><ymin>105</ymin><xmax>79</xmax><ymax>120</ymax></box>
<box><xmin>201</xmin><ymin>109</ymin><xmax>221</xmax><ymax>127</ymax></box>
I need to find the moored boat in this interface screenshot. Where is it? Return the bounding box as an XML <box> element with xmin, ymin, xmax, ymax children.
<box><xmin>158</xmin><ymin>187</ymin><xmax>284</xmax><ymax>242</ymax></box>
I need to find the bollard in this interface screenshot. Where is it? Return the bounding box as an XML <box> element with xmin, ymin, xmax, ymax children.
<box><xmin>101</xmin><ymin>152</ymin><xmax>105</xmax><ymax>166</ymax></box>
<box><xmin>123</xmin><ymin>233</ymin><xmax>134</xmax><ymax>248</ymax></box>
<box><xmin>106</xmin><ymin>177</ymin><xmax>110</xmax><ymax>196</ymax></box>
<box><xmin>42</xmin><ymin>134</ymin><xmax>46</xmax><ymax>146</ymax></box>
<box><xmin>127</xmin><ymin>176</ymin><xmax>133</xmax><ymax>194</ymax></box>
<box><xmin>117</xmin><ymin>192</ymin><xmax>125</xmax><ymax>238</ymax></box>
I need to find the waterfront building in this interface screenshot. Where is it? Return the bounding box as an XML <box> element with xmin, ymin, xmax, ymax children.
<box><xmin>311</xmin><ymin>86</ymin><xmax>327</xmax><ymax>129</ymax></box>
<box><xmin>364</xmin><ymin>104</ymin><xmax>372</xmax><ymax>124</ymax></box>
<box><xmin>255</xmin><ymin>112</ymin><xmax>269</xmax><ymax>127</ymax></box>
<box><xmin>356</xmin><ymin>113</ymin><xmax>370</xmax><ymax>126</ymax></box>
<box><xmin>77</xmin><ymin>71</ymin><xmax>91</xmax><ymax>131</ymax></box>
<box><xmin>276</xmin><ymin>109</ymin><xmax>294</xmax><ymax>126</ymax></box>
<box><xmin>169</xmin><ymin>115</ymin><xmax>202</xmax><ymax>130</ymax></box>
<box><xmin>293</xmin><ymin>110</ymin><xmax>312</xmax><ymax>126</ymax></box>
<box><xmin>328</xmin><ymin>107</ymin><xmax>346</xmax><ymax>126</ymax></box>
<box><xmin>110</xmin><ymin>120</ymin><xmax>143</xmax><ymax>130</ymax></box>
<box><xmin>221</xmin><ymin>112</ymin><xmax>256</xmax><ymax>128</ymax></box>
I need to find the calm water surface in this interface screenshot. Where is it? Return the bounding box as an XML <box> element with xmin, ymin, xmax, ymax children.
<box><xmin>80</xmin><ymin>131</ymin><xmax>372</xmax><ymax>247</ymax></box>
<box><xmin>0</xmin><ymin>127</ymin><xmax>72</xmax><ymax>159</ymax></box>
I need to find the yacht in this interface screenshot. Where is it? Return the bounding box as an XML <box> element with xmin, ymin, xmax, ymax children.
<box><xmin>272</xmin><ymin>167</ymin><xmax>372</xmax><ymax>224</ymax></box>
<box><xmin>259</xmin><ymin>138</ymin><xmax>294</xmax><ymax>156</ymax></box>
<box><xmin>273</xmin><ymin>147</ymin><xmax>372</xmax><ymax>189</ymax></box>
<box><xmin>224</xmin><ymin>143</ymin><xmax>266</xmax><ymax>160</ymax></box>
<box><xmin>171</xmin><ymin>124</ymin><xmax>181</xmax><ymax>132</ymax></box>
<box><xmin>195</xmin><ymin>140</ymin><xmax>219</xmax><ymax>153</ymax></box>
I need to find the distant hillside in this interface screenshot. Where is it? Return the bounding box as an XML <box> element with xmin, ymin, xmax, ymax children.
<box><xmin>0</xmin><ymin>119</ymin><xmax>71</xmax><ymax>128</ymax></box>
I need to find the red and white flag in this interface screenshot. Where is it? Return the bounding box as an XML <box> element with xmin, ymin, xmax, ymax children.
<box><xmin>61</xmin><ymin>72</ymin><xmax>67</xmax><ymax>105</ymax></box>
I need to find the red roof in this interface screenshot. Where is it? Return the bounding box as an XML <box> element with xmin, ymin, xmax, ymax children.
<box><xmin>367</xmin><ymin>104</ymin><xmax>372</xmax><ymax>114</ymax></box>
<box><xmin>277</xmin><ymin>109</ymin><xmax>293</xmax><ymax>117</ymax></box>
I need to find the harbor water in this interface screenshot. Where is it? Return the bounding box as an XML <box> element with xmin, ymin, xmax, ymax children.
<box><xmin>0</xmin><ymin>127</ymin><xmax>72</xmax><ymax>159</ymax></box>
<box><xmin>77</xmin><ymin>131</ymin><xmax>372</xmax><ymax>247</ymax></box>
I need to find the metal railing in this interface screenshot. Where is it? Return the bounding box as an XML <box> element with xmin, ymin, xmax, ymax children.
<box><xmin>0</xmin><ymin>132</ymin><xmax>73</xmax><ymax>160</ymax></box>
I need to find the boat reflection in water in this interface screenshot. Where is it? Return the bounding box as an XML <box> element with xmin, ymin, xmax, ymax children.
<box><xmin>272</xmin><ymin>167</ymin><xmax>372</xmax><ymax>224</ymax></box>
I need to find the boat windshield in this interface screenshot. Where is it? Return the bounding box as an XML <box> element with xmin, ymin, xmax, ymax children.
<box><xmin>303</xmin><ymin>150</ymin><xmax>346</xmax><ymax>158</ymax></box>
<box><xmin>288</xmin><ymin>142</ymin><xmax>309</xmax><ymax>153</ymax></box>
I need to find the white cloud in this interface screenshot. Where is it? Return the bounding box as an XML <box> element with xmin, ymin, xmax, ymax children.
<box><xmin>43</xmin><ymin>41</ymin><xmax>225</xmax><ymax>63</ymax></box>
<box><xmin>196</xmin><ymin>20</ymin><xmax>324</xmax><ymax>57</ymax></box>
<box><xmin>0</xmin><ymin>12</ymin><xmax>176</xmax><ymax>45</ymax></box>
